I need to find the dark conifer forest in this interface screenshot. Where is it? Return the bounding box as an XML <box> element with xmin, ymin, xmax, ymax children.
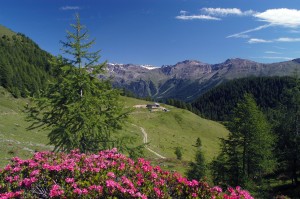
<box><xmin>192</xmin><ymin>76</ymin><xmax>297</xmax><ymax>121</ymax></box>
<box><xmin>0</xmin><ymin>32</ymin><xmax>52</xmax><ymax>97</ymax></box>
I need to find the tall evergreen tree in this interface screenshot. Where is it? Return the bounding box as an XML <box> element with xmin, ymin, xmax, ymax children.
<box><xmin>211</xmin><ymin>94</ymin><xmax>276</xmax><ymax>188</ymax></box>
<box><xmin>27</xmin><ymin>13</ymin><xmax>128</xmax><ymax>153</ymax></box>
<box><xmin>274</xmin><ymin>74</ymin><xmax>300</xmax><ymax>185</ymax></box>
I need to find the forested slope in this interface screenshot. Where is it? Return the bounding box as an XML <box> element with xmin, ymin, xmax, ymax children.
<box><xmin>0</xmin><ymin>25</ymin><xmax>52</xmax><ymax>97</ymax></box>
<box><xmin>192</xmin><ymin>76</ymin><xmax>297</xmax><ymax>121</ymax></box>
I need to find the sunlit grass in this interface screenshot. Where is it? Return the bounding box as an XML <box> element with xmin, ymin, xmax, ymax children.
<box><xmin>0</xmin><ymin>87</ymin><xmax>229</xmax><ymax>176</ymax></box>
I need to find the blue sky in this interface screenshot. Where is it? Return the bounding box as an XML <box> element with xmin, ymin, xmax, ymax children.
<box><xmin>1</xmin><ymin>0</ymin><xmax>300</xmax><ymax>66</ymax></box>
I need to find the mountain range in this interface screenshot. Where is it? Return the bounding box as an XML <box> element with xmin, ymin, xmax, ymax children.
<box><xmin>1</xmin><ymin>23</ymin><xmax>300</xmax><ymax>102</ymax></box>
<box><xmin>104</xmin><ymin>58</ymin><xmax>300</xmax><ymax>102</ymax></box>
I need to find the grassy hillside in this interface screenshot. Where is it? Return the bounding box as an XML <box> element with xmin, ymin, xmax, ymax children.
<box><xmin>0</xmin><ymin>87</ymin><xmax>51</xmax><ymax>167</ymax></box>
<box><xmin>122</xmin><ymin>96</ymin><xmax>228</xmax><ymax>162</ymax></box>
<box><xmin>0</xmin><ymin>87</ymin><xmax>229</xmax><ymax>174</ymax></box>
<box><xmin>0</xmin><ymin>25</ymin><xmax>16</xmax><ymax>37</ymax></box>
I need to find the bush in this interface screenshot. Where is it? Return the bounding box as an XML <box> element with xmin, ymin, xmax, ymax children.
<box><xmin>0</xmin><ymin>149</ymin><xmax>253</xmax><ymax>198</ymax></box>
<box><xmin>174</xmin><ymin>147</ymin><xmax>183</xmax><ymax>160</ymax></box>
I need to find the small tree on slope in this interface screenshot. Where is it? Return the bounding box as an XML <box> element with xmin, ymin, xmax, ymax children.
<box><xmin>186</xmin><ymin>137</ymin><xmax>206</xmax><ymax>180</ymax></box>
<box><xmin>27</xmin><ymin>13</ymin><xmax>128</xmax><ymax>153</ymax></box>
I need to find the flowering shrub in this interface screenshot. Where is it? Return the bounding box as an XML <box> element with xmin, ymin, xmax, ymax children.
<box><xmin>0</xmin><ymin>149</ymin><xmax>253</xmax><ymax>199</ymax></box>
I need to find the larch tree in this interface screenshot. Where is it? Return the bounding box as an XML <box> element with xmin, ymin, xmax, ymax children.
<box><xmin>27</xmin><ymin>13</ymin><xmax>128</xmax><ymax>153</ymax></box>
<box><xmin>211</xmin><ymin>94</ymin><xmax>276</xmax><ymax>188</ymax></box>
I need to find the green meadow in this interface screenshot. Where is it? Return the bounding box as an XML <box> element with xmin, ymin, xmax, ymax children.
<box><xmin>0</xmin><ymin>87</ymin><xmax>229</xmax><ymax>174</ymax></box>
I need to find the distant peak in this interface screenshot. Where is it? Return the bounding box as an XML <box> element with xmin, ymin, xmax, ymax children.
<box><xmin>176</xmin><ymin>60</ymin><xmax>207</xmax><ymax>66</ymax></box>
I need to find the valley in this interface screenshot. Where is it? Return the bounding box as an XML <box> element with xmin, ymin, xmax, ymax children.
<box><xmin>105</xmin><ymin>59</ymin><xmax>300</xmax><ymax>102</ymax></box>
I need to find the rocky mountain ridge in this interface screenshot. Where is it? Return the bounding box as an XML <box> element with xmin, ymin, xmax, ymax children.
<box><xmin>103</xmin><ymin>58</ymin><xmax>300</xmax><ymax>102</ymax></box>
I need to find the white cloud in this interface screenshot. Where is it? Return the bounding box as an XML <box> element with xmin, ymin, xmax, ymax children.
<box><xmin>243</xmin><ymin>10</ymin><xmax>257</xmax><ymax>16</ymax></box>
<box><xmin>176</xmin><ymin>15</ymin><xmax>221</xmax><ymax>21</ymax></box>
<box><xmin>248</xmin><ymin>37</ymin><xmax>300</xmax><ymax>44</ymax></box>
<box><xmin>176</xmin><ymin>7</ymin><xmax>254</xmax><ymax>21</ymax></box>
<box><xmin>248</xmin><ymin>38</ymin><xmax>272</xmax><ymax>44</ymax></box>
<box><xmin>255</xmin><ymin>8</ymin><xmax>300</xmax><ymax>28</ymax></box>
<box><xmin>228</xmin><ymin>24</ymin><xmax>272</xmax><ymax>38</ymax></box>
<box><xmin>235</xmin><ymin>34</ymin><xmax>250</xmax><ymax>38</ymax></box>
<box><xmin>60</xmin><ymin>6</ymin><xmax>80</xmax><ymax>11</ymax></box>
<box><xmin>228</xmin><ymin>8</ymin><xmax>300</xmax><ymax>39</ymax></box>
<box><xmin>202</xmin><ymin>8</ymin><xmax>255</xmax><ymax>16</ymax></box>
<box><xmin>276</xmin><ymin>37</ymin><xmax>300</xmax><ymax>42</ymax></box>
<box><xmin>264</xmin><ymin>51</ymin><xmax>281</xmax><ymax>54</ymax></box>
<box><xmin>202</xmin><ymin>8</ymin><xmax>242</xmax><ymax>16</ymax></box>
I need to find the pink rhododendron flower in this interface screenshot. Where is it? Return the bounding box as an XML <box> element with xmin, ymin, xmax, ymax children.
<box><xmin>30</xmin><ymin>169</ymin><xmax>40</xmax><ymax>177</ymax></box>
<box><xmin>65</xmin><ymin>178</ymin><xmax>74</xmax><ymax>183</ymax></box>
<box><xmin>0</xmin><ymin>149</ymin><xmax>253</xmax><ymax>199</ymax></box>
<box><xmin>211</xmin><ymin>186</ymin><xmax>223</xmax><ymax>193</ymax></box>
<box><xmin>49</xmin><ymin>184</ymin><xmax>64</xmax><ymax>198</ymax></box>
<box><xmin>153</xmin><ymin>187</ymin><xmax>162</xmax><ymax>197</ymax></box>
<box><xmin>107</xmin><ymin>171</ymin><xmax>115</xmax><ymax>178</ymax></box>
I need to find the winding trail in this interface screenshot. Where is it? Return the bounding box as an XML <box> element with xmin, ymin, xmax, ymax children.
<box><xmin>131</xmin><ymin>124</ymin><xmax>166</xmax><ymax>159</ymax></box>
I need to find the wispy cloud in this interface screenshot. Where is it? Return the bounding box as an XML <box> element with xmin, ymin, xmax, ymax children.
<box><xmin>248</xmin><ymin>37</ymin><xmax>300</xmax><ymax>44</ymax></box>
<box><xmin>264</xmin><ymin>51</ymin><xmax>282</xmax><ymax>54</ymax></box>
<box><xmin>60</xmin><ymin>6</ymin><xmax>80</xmax><ymax>11</ymax></box>
<box><xmin>276</xmin><ymin>37</ymin><xmax>300</xmax><ymax>42</ymax></box>
<box><xmin>248</xmin><ymin>38</ymin><xmax>272</xmax><ymax>44</ymax></box>
<box><xmin>228</xmin><ymin>24</ymin><xmax>272</xmax><ymax>38</ymax></box>
<box><xmin>176</xmin><ymin>7</ymin><xmax>253</xmax><ymax>21</ymax></box>
<box><xmin>228</xmin><ymin>8</ymin><xmax>300</xmax><ymax>39</ymax></box>
<box><xmin>176</xmin><ymin>14</ymin><xmax>220</xmax><ymax>21</ymax></box>
<box><xmin>202</xmin><ymin>8</ymin><xmax>255</xmax><ymax>16</ymax></box>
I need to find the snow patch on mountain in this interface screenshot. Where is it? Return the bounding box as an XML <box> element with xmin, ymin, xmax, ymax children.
<box><xmin>140</xmin><ymin>65</ymin><xmax>157</xmax><ymax>70</ymax></box>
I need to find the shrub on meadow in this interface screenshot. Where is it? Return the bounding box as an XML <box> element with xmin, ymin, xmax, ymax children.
<box><xmin>0</xmin><ymin>149</ymin><xmax>253</xmax><ymax>199</ymax></box>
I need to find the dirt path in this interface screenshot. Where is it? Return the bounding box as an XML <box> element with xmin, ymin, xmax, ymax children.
<box><xmin>131</xmin><ymin>124</ymin><xmax>166</xmax><ymax>159</ymax></box>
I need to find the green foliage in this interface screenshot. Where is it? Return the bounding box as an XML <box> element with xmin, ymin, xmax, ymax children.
<box><xmin>174</xmin><ymin>147</ymin><xmax>183</xmax><ymax>160</ymax></box>
<box><xmin>271</xmin><ymin>74</ymin><xmax>300</xmax><ymax>186</ymax></box>
<box><xmin>193</xmin><ymin>76</ymin><xmax>297</xmax><ymax>121</ymax></box>
<box><xmin>186</xmin><ymin>138</ymin><xmax>206</xmax><ymax>180</ymax></box>
<box><xmin>166</xmin><ymin>98</ymin><xmax>200</xmax><ymax>115</ymax></box>
<box><xmin>0</xmin><ymin>28</ymin><xmax>52</xmax><ymax>97</ymax></box>
<box><xmin>61</xmin><ymin>14</ymin><xmax>100</xmax><ymax>70</ymax></box>
<box><xmin>27</xmin><ymin>14</ymin><xmax>128</xmax><ymax>153</ymax></box>
<box><xmin>211</xmin><ymin>94</ymin><xmax>276</xmax><ymax>189</ymax></box>
<box><xmin>195</xmin><ymin>137</ymin><xmax>202</xmax><ymax>148</ymax></box>
<box><xmin>0</xmin><ymin>25</ymin><xmax>15</xmax><ymax>37</ymax></box>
